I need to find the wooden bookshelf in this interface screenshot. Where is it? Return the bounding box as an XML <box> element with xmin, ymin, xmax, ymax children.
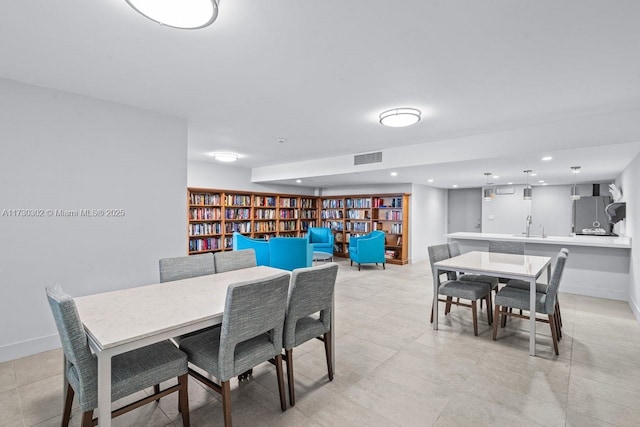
<box><xmin>187</xmin><ymin>188</ymin><xmax>410</xmax><ymax>265</ymax></box>
<box><xmin>187</xmin><ymin>188</ymin><xmax>320</xmax><ymax>255</ymax></box>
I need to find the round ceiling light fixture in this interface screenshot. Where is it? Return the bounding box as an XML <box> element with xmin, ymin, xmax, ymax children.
<box><xmin>379</xmin><ymin>108</ymin><xmax>421</xmax><ymax>127</ymax></box>
<box><xmin>211</xmin><ymin>152</ymin><xmax>238</xmax><ymax>162</ymax></box>
<box><xmin>125</xmin><ymin>0</ymin><xmax>219</xmax><ymax>29</ymax></box>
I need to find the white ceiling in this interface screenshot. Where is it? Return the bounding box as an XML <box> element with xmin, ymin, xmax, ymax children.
<box><xmin>2</xmin><ymin>1</ymin><xmax>640</xmax><ymax>189</ymax></box>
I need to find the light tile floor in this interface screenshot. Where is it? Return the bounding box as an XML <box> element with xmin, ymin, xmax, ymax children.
<box><xmin>2</xmin><ymin>258</ymin><xmax>640</xmax><ymax>426</ymax></box>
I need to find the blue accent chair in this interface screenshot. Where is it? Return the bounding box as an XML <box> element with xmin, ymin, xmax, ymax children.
<box><xmin>232</xmin><ymin>232</ymin><xmax>270</xmax><ymax>266</ymax></box>
<box><xmin>308</xmin><ymin>227</ymin><xmax>334</xmax><ymax>255</ymax></box>
<box><xmin>349</xmin><ymin>230</ymin><xmax>386</xmax><ymax>271</ymax></box>
<box><xmin>269</xmin><ymin>237</ymin><xmax>313</xmax><ymax>271</ymax></box>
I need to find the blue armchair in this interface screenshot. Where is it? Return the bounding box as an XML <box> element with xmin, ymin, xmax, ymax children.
<box><xmin>308</xmin><ymin>227</ymin><xmax>334</xmax><ymax>255</ymax></box>
<box><xmin>269</xmin><ymin>237</ymin><xmax>313</xmax><ymax>271</ymax></box>
<box><xmin>232</xmin><ymin>232</ymin><xmax>270</xmax><ymax>266</ymax></box>
<box><xmin>349</xmin><ymin>230</ymin><xmax>386</xmax><ymax>271</ymax></box>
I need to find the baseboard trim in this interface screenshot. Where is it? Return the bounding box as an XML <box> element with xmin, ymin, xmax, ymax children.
<box><xmin>561</xmin><ymin>284</ymin><xmax>628</xmax><ymax>301</ymax></box>
<box><xmin>0</xmin><ymin>334</ymin><xmax>60</xmax><ymax>363</ymax></box>
<box><xmin>629</xmin><ymin>294</ymin><xmax>640</xmax><ymax>324</ymax></box>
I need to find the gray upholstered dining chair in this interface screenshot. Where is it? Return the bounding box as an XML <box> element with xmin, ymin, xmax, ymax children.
<box><xmin>448</xmin><ymin>242</ymin><xmax>499</xmax><ymax>308</ymax></box>
<box><xmin>283</xmin><ymin>263</ymin><xmax>339</xmax><ymax>406</ymax></box>
<box><xmin>429</xmin><ymin>244</ymin><xmax>492</xmax><ymax>336</ymax></box>
<box><xmin>492</xmin><ymin>250</ymin><xmax>568</xmax><ymax>355</ymax></box>
<box><xmin>178</xmin><ymin>272</ymin><xmax>290</xmax><ymax>426</ymax></box>
<box><xmin>214</xmin><ymin>249</ymin><xmax>257</xmax><ymax>273</ymax></box>
<box><xmin>503</xmin><ymin>248</ymin><xmax>569</xmax><ymax>335</ymax></box>
<box><xmin>46</xmin><ymin>286</ymin><xmax>190</xmax><ymax>427</ymax></box>
<box><xmin>159</xmin><ymin>252</ymin><xmax>215</xmax><ymax>282</ymax></box>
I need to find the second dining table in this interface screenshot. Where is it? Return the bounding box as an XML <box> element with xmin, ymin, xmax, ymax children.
<box><xmin>432</xmin><ymin>250</ymin><xmax>551</xmax><ymax>356</ymax></box>
<box><xmin>74</xmin><ymin>265</ymin><xmax>334</xmax><ymax>427</ymax></box>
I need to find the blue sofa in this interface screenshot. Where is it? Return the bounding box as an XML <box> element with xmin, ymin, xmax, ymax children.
<box><xmin>232</xmin><ymin>232</ymin><xmax>312</xmax><ymax>271</ymax></box>
<box><xmin>349</xmin><ymin>230</ymin><xmax>386</xmax><ymax>271</ymax></box>
<box><xmin>307</xmin><ymin>227</ymin><xmax>334</xmax><ymax>255</ymax></box>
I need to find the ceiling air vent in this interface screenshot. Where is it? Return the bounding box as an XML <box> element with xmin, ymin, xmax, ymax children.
<box><xmin>354</xmin><ymin>151</ymin><xmax>382</xmax><ymax>166</ymax></box>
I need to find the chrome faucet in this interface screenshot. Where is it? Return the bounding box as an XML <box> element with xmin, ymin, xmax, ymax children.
<box><xmin>525</xmin><ymin>215</ymin><xmax>532</xmax><ymax>237</ymax></box>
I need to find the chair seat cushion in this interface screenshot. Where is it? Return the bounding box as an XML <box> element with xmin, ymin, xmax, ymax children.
<box><xmin>504</xmin><ymin>279</ymin><xmax>548</xmax><ymax>293</ymax></box>
<box><xmin>69</xmin><ymin>340</ymin><xmax>188</xmax><ymax>411</ymax></box>
<box><xmin>494</xmin><ymin>287</ymin><xmax>548</xmax><ymax>313</ymax></box>
<box><xmin>179</xmin><ymin>326</ymin><xmax>278</xmax><ymax>381</ymax></box>
<box><xmin>289</xmin><ymin>314</ymin><xmax>328</xmax><ymax>349</ymax></box>
<box><xmin>438</xmin><ymin>280</ymin><xmax>490</xmax><ymax>300</ymax></box>
<box><xmin>459</xmin><ymin>274</ymin><xmax>499</xmax><ymax>290</ymax></box>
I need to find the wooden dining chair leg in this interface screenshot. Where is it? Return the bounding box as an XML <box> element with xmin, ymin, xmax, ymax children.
<box><xmin>221</xmin><ymin>380</ymin><xmax>232</xmax><ymax>427</ymax></box>
<box><xmin>324</xmin><ymin>331</ymin><xmax>333</xmax><ymax>381</ymax></box>
<box><xmin>486</xmin><ymin>293</ymin><xmax>493</xmax><ymax>325</ymax></box>
<box><xmin>445</xmin><ymin>297</ymin><xmax>452</xmax><ymax>315</ymax></box>
<box><xmin>285</xmin><ymin>349</ymin><xmax>295</xmax><ymax>406</ymax></box>
<box><xmin>430</xmin><ymin>302</ymin><xmax>434</xmax><ymax>323</ymax></box>
<box><xmin>154</xmin><ymin>384</ymin><xmax>161</xmax><ymax>402</ymax></box>
<box><xmin>501</xmin><ymin>308</ymin><xmax>508</xmax><ymax>328</ymax></box>
<box><xmin>492</xmin><ymin>305</ymin><xmax>500</xmax><ymax>340</ymax></box>
<box><xmin>275</xmin><ymin>354</ymin><xmax>287</xmax><ymax>412</ymax></box>
<box><xmin>555</xmin><ymin>313</ymin><xmax>562</xmax><ymax>340</ymax></box>
<box><xmin>62</xmin><ymin>383</ymin><xmax>74</xmax><ymax>427</ymax></box>
<box><xmin>471</xmin><ymin>300</ymin><xmax>478</xmax><ymax>336</ymax></box>
<box><xmin>556</xmin><ymin>301</ymin><xmax>563</xmax><ymax>328</ymax></box>
<box><xmin>178</xmin><ymin>374</ymin><xmax>190</xmax><ymax>426</ymax></box>
<box><xmin>81</xmin><ymin>411</ymin><xmax>93</xmax><ymax>427</ymax></box>
<box><xmin>548</xmin><ymin>314</ymin><xmax>559</xmax><ymax>355</ymax></box>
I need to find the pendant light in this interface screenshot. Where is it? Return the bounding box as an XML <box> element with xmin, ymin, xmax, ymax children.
<box><xmin>570</xmin><ymin>166</ymin><xmax>581</xmax><ymax>200</ymax></box>
<box><xmin>483</xmin><ymin>172</ymin><xmax>495</xmax><ymax>201</ymax></box>
<box><xmin>523</xmin><ymin>170</ymin><xmax>533</xmax><ymax>200</ymax></box>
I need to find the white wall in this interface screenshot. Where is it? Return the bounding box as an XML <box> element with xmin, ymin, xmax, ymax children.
<box><xmin>319</xmin><ymin>184</ymin><xmax>412</xmax><ymax>197</ymax></box>
<box><xmin>448</xmin><ymin>188</ymin><xmax>482</xmax><ymax>233</ymax></box>
<box><xmin>616</xmin><ymin>153</ymin><xmax>640</xmax><ymax>321</ymax></box>
<box><xmin>188</xmin><ymin>160</ymin><xmax>317</xmax><ymax>195</ymax></box>
<box><xmin>0</xmin><ymin>79</ymin><xmax>188</xmax><ymax>362</ymax></box>
<box><xmin>481</xmin><ymin>184</ymin><xmax>609</xmax><ymax>236</ymax></box>
<box><xmin>411</xmin><ymin>184</ymin><xmax>448</xmax><ymax>263</ymax></box>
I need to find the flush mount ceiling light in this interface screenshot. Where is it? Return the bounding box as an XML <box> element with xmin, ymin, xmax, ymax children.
<box><xmin>390</xmin><ymin>172</ymin><xmax>398</xmax><ymax>177</ymax></box>
<box><xmin>483</xmin><ymin>172</ymin><xmax>495</xmax><ymax>202</ymax></box>
<box><xmin>211</xmin><ymin>152</ymin><xmax>238</xmax><ymax>162</ymax></box>
<box><xmin>125</xmin><ymin>0</ymin><xmax>219</xmax><ymax>29</ymax></box>
<box><xmin>523</xmin><ymin>170</ymin><xmax>533</xmax><ymax>200</ymax></box>
<box><xmin>542</xmin><ymin>156</ymin><xmax>553</xmax><ymax>161</ymax></box>
<box><xmin>379</xmin><ymin>108</ymin><xmax>421</xmax><ymax>127</ymax></box>
<box><xmin>570</xmin><ymin>166</ymin><xmax>581</xmax><ymax>200</ymax></box>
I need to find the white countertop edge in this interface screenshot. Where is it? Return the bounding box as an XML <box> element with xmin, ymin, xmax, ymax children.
<box><xmin>446</xmin><ymin>232</ymin><xmax>631</xmax><ymax>249</ymax></box>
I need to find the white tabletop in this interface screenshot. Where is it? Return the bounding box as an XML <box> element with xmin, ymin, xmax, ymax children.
<box><xmin>434</xmin><ymin>251</ymin><xmax>551</xmax><ymax>279</ymax></box>
<box><xmin>446</xmin><ymin>232</ymin><xmax>631</xmax><ymax>249</ymax></box>
<box><xmin>74</xmin><ymin>266</ymin><xmax>288</xmax><ymax>350</ymax></box>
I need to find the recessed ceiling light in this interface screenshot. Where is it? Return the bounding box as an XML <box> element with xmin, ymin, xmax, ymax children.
<box><xmin>538</xmin><ymin>180</ymin><xmax>545</xmax><ymax>183</ymax></box>
<box><xmin>427</xmin><ymin>179</ymin><xmax>434</xmax><ymax>183</ymax></box>
<box><xmin>507</xmin><ymin>182</ymin><xmax>513</xmax><ymax>185</ymax></box>
<box><xmin>125</xmin><ymin>0</ymin><xmax>219</xmax><ymax>29</ymax></box>
<box><xmin>379</xmin><ymin>108</ymin><xmax>421</xmax><ymax>127</ymax></box>
<box><xmin>452</xmin><ymin>184</ymin><xmax>458</xmax><ymax>188</ymax></box>
<box><xmin>531</xmin><ymin>173</ymin><xmax>538</xmax><ymax>176</ymax></box>
<box><xmin>493</xmin><ymin>175</ymin><xmax>499</xmax><ymax>179</ymax></box>
<box><xmin>211</xmin><ymin>152</ymin><xmax>238</xmax><ymax>162</ymax></box>
<box><xmin>390</xmin><ymin>172</ymin><xmax>398</xmax><ymax>177</ymax></box>
<box><xmin>571</xmin><ymin>167</ymin><xmax>581</xmax><ymax>174</ymax></box>
<box><xmin>542</xmin><ymin>183</ymin><xmax>548</xmax><ymax>186</ymax></box>
<box><xmin>542</xmin><ymin>156</ymin><xmax>553</xmax><ymax>161</ymax></box>
<box><xmin>296</xmin><ymin>179</ymin><xmax>302</xmax><ymax>183</ymax></box>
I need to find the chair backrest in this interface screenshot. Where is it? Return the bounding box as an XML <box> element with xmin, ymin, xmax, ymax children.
<box><xmin>428</xmin><ymin>244</ymin><xmax>451</xmax><ymax>285</ymax></box>
<box><xmin>214</xmin><ymin>249</ymin><xmax>257</xmax><ymax>273</ymax></box>
<box><xmin>269</xmin><ymin>237</ymin><xmax>313</xmax><ymax>271</ymax></box>
<box><xmin>45</xmin><ymin>286</ymin><xmax>96</xmax><ymax>397</ymax></box>
<box><xmin>232</xmin><ymin>232</ymin><xmax>270</xmax><ymax>266</ymax></box>
<box><xmin>447</xmin><ymin>241</ymin><xmax>461</xmax><ymax>257</ymax></box>
<box><xmin>545</xmin><ymin>249</ymin><xmax>569</xmax><ymax>314</ymax></box>
<box><xmin>489</xmin><ymin>240</ymin><xmax>525</xmax><ymax>255</ymax></box>
<box><xmin>159</xmin><ymin>253</ymin><xmax>215</xmax><ymax>283</ymax></box>
<box><xmin>218</xmin><ymin>272</ymin><xmax>290</xmax><ymax>381</ymax></box>
<box><xmin>308</xmin><ymin>227</ymin><xmax>331</xmax><ymax>244</ymax></box>
<box><xmin>283</xmin><ymin>263</ymin><xmax>339</xmax><ymax>349</ymax></box>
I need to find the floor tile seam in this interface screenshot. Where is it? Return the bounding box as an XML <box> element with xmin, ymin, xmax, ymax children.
<box><xmin>14</xmin><ymin>380</ymin><xmax>26</xmax><ymax>427</ymax></box>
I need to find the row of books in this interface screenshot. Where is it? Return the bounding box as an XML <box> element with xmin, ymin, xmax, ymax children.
<box><xmin>225</xmin><ymin>194</ymin><xmax>252</xmax><ymax>206</ymax></box>
<box><xmin>254</xmin><ymin>208</ymin><xmax>277</xmax><ymax>219</ymax></box>
<box><xmin>279</xmin><ymin>198</ymin><xmax>298</xmax><ymax>208</ymax></box>
<box><xmin>321</xmin><ymin>220</ymin><xmax>344</xmax><ymax>231</ymax></box>
<box><xmin>254</xmin><ymin>221</ymin><xmax>277</xmax><ymax>232</ymax></box>
<box><xmin>254</xmin><ymin>196</ymin><xmax>276</xmax><ymax>207</ymax></box>
<box><xmin>322</xmin><ymin>199</ymin><xmax>344</xmax><ymax>209</ymax></box>
<box><xmin>189</xmin><ymin>237</ymin><xmax>222</xmax><ymax>252</ymax></box>
<box><xmin>381</xmin><ymin>210</ymin><xmax>403</xmax><ymax>221</ymax></box>
<box><xmin>189</xmin><ymin>207</ymin><xmax>222</xmax><ymax>220</ymax></box>
<box><xmin>345</xmin><ymin>198</ymin><xmax>371</xmax><ymax>208</ymax></box>
<box><xmin>347</xmin><ymin>209</ymin><xmax>370</xmax><ymax>219</ymax></box>
<box><xmin>189</xmin><ymin>222</ymin><xmax>221</xmax><ymax>236</ymax></box>
<box><xmin>190</xmin><ymin>193</ymin><xmax>221</xmax><ymax>206</ymax></box>
<box><xmin>225</xmin><ymin>222</ymin><xmax>252</xmax><ymax>233</ymax></box>
<box><xmin>225</xmin><ymin>208</ymin><xmax>251</xmax><ymax>220</ymax></box>
<box><xmin>279</xmin><ymin>220</ymin><xmax>297</xmax><ymax>231</ymax></box>
<box><xmin>321</xmin><ymin>210</ymin><xmax>343</xmax><ymax>219</ymax></box>
<box><xmin>279</xmin><ymin>210</ymin><xmax>299</xmax><ymax>219</ymax></box>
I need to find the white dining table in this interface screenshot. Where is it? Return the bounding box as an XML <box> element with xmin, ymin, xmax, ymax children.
<box><xmin>74</xmin><ymin>265</ymin><xmax>308</xmax><ymax>427</ymax></box>
<box><xmin>432</xmin><ymin>251</ymin><xmax>551</xmax><ymax>356</ymax></box>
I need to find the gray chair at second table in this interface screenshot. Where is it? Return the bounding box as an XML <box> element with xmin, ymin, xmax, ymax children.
<box><xmin>159</xmin><ymin>252</ymin><xmax>215</xmax><ymax>282</ymax></box>
<box><xmin>449</xmin><ymin>242</ymin><xmax>499</xmax><ymax>310</ymax></box>
<box><xmin>283</xmin><ymin>263</ymin><xmax>339</xmax><ymax>406</ymax></box>
<box><xmin>178</xmin><ymin>272</ymin><xmax>291</xmax><ymax>426</ymax></box>
<box><xmin>214</xmin><ymin>249</ymin><xmax>257</xmax><ymax>273</ymax></box>
<box><xmin>503</xmin><ymin>248</ymin><xmax>569</xmax><ymax>336</ymax></box>
<box><xmin>492</xmin><ymin>251</ymin><xmax>568</xmax><ymax>355</ymax></box>
<box><xmin>429</xmin><ymin>244</ymin><xmax>492</xmax><ymax>336</ymax></box>
<box><xmin>46</xmin><ymin>286</ymin><xmax>190</xmax><ymax>427</ymax></box>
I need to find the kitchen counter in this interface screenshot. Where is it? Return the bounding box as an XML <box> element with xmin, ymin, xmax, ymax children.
<box><xmin>446</xmin><ymin>232</ymin><xmax>631</xmax><ymax>249</ymax></box>
<box><xmin>446</xmin><ymin>232</ymin><xmax>631</xmax><ymax>300</ymax></box>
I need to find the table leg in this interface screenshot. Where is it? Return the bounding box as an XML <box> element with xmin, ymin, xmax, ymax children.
<box><xmin>97</xmin><ymin>352</ymin><xmax>112</xmax><ymax>426</ymax></box>
<box><xmin>529</xmin><ymin>277</ymin><xmax>536</xmax><ymax>356</ymax></box>
<box><xmin>432</xmin><ymin>267</ymin><xmax>439</xmax><ymax>330</ymax></box>
<box><xmin>62</xmin><ymin>354</ymin><xmax>68</xmax><ymax>407</ymax></box>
